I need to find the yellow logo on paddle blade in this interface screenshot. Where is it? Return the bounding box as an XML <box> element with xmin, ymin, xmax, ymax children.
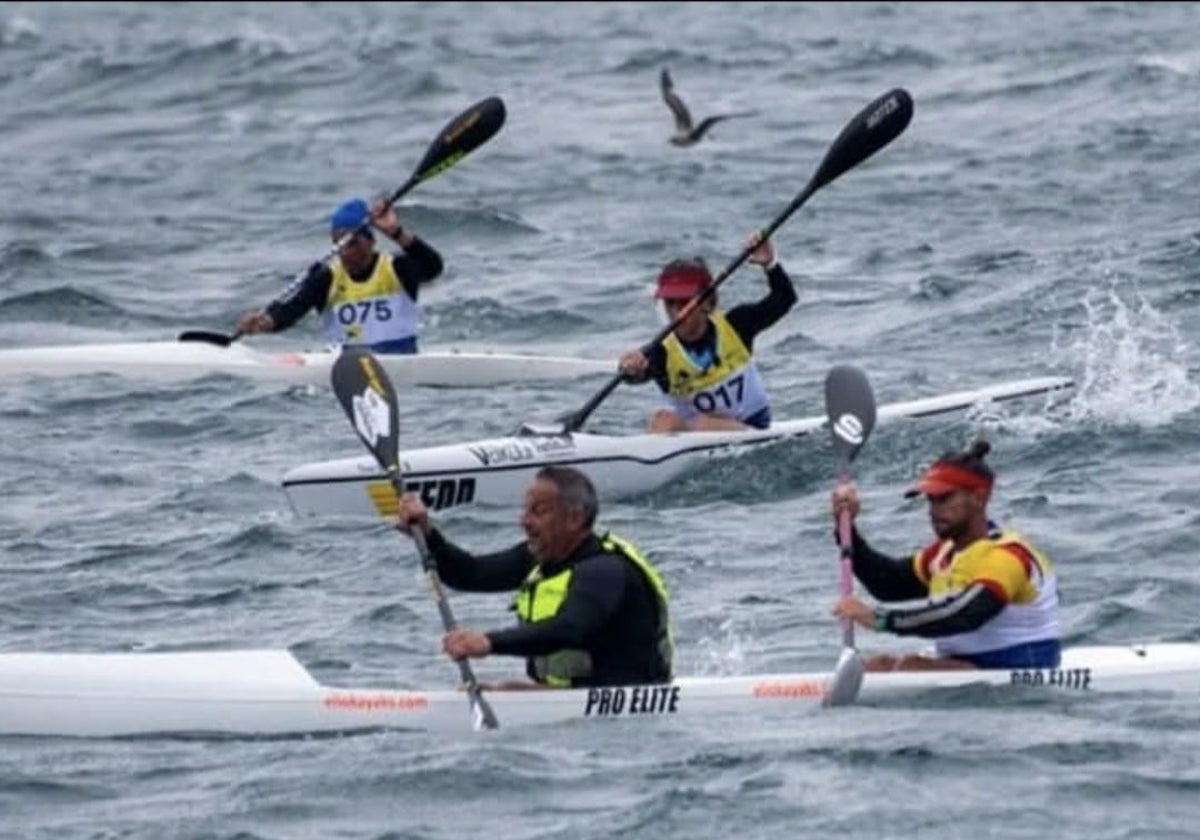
<box><xmin>357</xmin><ymin>355</ymin><xmax>386</xmax><ymax>397</ymax></box>
<box><xmin>366</xmin><ymin>481</ymin><xmax>400</xmax><ymax>517</ymax></box>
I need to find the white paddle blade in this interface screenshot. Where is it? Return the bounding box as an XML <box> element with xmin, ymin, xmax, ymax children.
<box><xmin>823</xmin><ymin>646</ymin><xmax>866</xmax><ymax>707</ymax></box>
<box><xmin>470</xmin><ymin>694</ymin><xmax>498</xmax><ymax>732</ymax></box>
<box><xmin>351</xmin><ymin>385</ymin><xmax>392</xmax><ymax>449</ymax></box>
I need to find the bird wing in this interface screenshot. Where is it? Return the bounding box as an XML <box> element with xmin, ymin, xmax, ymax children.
<box><xmin>660</xmin><ymin>67</ymin><xmax>694</xmax><ymax>132</ymax></box>
<box><xmin>691</xmin><ymin>111</ymin><xmax>756</xmax><ymax>141</ymax></box>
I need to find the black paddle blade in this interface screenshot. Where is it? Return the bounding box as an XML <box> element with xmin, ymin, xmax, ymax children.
<box><xmin>406</xmin><ymin>96</ymin><xmax>506</xmax><ymax>189</ymax></box>
<box><xmin>808</xmin><ymin>88</ymin><xmax>913</xmax><ymax>197</ymax></box>
<box><xmin>177</xmin><ymin>329</ymin><xmax>238</xmax><ymax>347</ymax></box>
<box><xmin>331</xmin><ymin>347</ymin><xmax>401</xmax><ymax>477</ymax></box>
<box><xmin>824</xmin><ymin>364</ymin><xmax>877</xmax><ymax>466</ymax></box>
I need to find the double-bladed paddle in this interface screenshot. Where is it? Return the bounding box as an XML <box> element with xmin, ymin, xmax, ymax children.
<box><xmin>554</xmin><ymin>88</ymin><xmax>913</xmax><ymax>433</ymax></box>
<box><xmin>330</xmin><ymin>345</ymin><xmax>500</xmax><ymax>732</ymax></box>
<box><xmin>822</xmin><ymin>364</ymin><xmax>877</xmax><ymax>707</ymax></box>
<box><xmin>180</xmin><ymin>95</ymin><xmax>508</xmax><ymax>348</ymax></box>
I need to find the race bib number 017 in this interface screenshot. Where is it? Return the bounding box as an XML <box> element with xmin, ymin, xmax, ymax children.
<box><xmin>693</xmin><ymin>373</ymin><xmax>744</xmax><ymax>413</ymax></box>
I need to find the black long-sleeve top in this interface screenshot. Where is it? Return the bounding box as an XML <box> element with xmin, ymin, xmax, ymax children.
<box><xmin>424</xmin><ymin>529</ymin><xmax>670</xmax><ymax>686</ymax></box>
<box><xmin>263</xmin><ymin>236</ymin><xmax>444</xmax><ymax>331</ymax></box>
<box><xmin>847</xmin><ymin>527</ymin><xmax>1006</xmax><ymax>638</ymax></box>
<box><xmin>631</xmin><ymin>263</ymin><xmax>797</xmax><ymax>392</ymax></box>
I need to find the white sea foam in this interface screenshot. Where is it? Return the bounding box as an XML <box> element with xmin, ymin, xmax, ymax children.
<box><xmin>689</xmin><ymin>616</ymin><xmax>752</xmax><ymax>677</ymax></box>
<box><xmin>1137</xmin><ymin>51</ymin><xmax>1200</xmax><ymax>76</ymax></box>
<box><xmin>1052</xmin><ymin>282</ymin><xmax>1200</xmax><ymax>427</ymax></box>
<box><xmin>0</xmin><ymin>14</ymin><xmax>39</xmax><ymax>46</ymax></box>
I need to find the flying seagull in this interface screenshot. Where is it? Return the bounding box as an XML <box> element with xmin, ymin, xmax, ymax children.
<box><xmin>660</xmin><ymin>67</ymin><xmax>755</xmax><ymax>147</ymax></box>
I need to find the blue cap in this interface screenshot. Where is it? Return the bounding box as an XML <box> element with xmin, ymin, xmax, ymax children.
<box><xmin>330</xmin><ymin>198</ymin><xmax>370</xmax><ymax>234</ymax></box>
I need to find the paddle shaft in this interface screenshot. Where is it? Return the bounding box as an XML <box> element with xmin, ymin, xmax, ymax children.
<box><xmin>389</xmin><ymin>473</ymin><xmax>498</xmax><ymax>721</ymax></box>
<box><xmin>836</xmin><ymin>477</ymin><xmax>856</xmax><ymax>649</ymax></box>
<box><xmin>559</xmin><ymin>88</ymin><xmax>913</xmax><ymax>433</ymax></box>
<box><xmin>386</xmin><ymin>480</ymin><xmax>499</xmax><ymax>731</ymax></box>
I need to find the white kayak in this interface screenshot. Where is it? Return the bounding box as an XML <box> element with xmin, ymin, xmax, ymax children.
<box><xmin>0</xmin><ymin>339</ymin><xmax>615</xmax><ymax>388</ymax></box>
<box><xmin>0</xmin><ymin>641</ymin><xmax>1194</xmax><ymax>738</ymax></box>
<box><xmin>283</xmin><ymin>375</ymin><xmax>1075</xmax><ymax>518</ymax></box>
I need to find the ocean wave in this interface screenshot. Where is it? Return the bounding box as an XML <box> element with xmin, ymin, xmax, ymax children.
<box><xmin>0</xmin><ymin>286</ymin><xmax>125</xmax><ymax>323</ymax></box>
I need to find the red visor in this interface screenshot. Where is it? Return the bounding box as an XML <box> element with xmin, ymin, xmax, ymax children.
<box><xmin>655</xmin><ymin>266</ymin><xmax>711</xmax><ymax>300</ymax></box>
<box><xmin>905</xmin><ymin>462</ymin><xmax>993</xmax><ymax>498</ymax></box>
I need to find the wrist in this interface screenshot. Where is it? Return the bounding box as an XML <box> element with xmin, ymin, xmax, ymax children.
<box><xmin>873</xmin><ymin>609</ymin><xmax>891</xmax><ymax>632</ymax></box>
<box><xmin>481</xmin><ymin>631</ymin><xmax>498</xmax><ymax>655</ymax></box>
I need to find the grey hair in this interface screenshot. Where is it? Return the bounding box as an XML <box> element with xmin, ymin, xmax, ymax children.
<box><xmin>536</xmin><ymin>466</ymin><xmax>599</xmax><ymax>528</ymax></box>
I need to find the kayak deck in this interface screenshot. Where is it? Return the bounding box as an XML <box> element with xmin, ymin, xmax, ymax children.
<box><xmin>282</xmin><ymin>375</ymin><xmax>1077</xmax><ymax>518</ymax></box>
<box><xmin>0</xmin><ymin>341</ymin><xmax>615</xmax><ymax>387</ymax></box>
<box><xmin>0</xmin><ymin>641</ymin><xmax>1193</xmax><ymax>738</ymax></box>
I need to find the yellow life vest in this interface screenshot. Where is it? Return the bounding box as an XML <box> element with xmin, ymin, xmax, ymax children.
<box><xmin>913</xmin><ymin>528</ymin><xmax>1060</xmax><ymax>656</ymax></box>
<box><xmin>319</xmin><ymin>254</ymin><xmax>419</xmax><ymax>346</ymax></box>
<box><xmin>511</xmin><ymin>533</ymin><xmax>673</xmax><ymax>687</ymax></box>
<box><xmin>660</xmin><ymin>311</ymin><xmax>769</xmax><ymax>421</ymax></box>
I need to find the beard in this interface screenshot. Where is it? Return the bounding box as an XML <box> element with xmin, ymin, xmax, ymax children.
<box><xmin>525</xmin><ymin>534</ymin><xmax>546</xmax><ymax>562</ymax></box>
<box><xmin>931</xmin><ymin>517</ymin><xmax>966</xmax><ymax>542</ymax></box>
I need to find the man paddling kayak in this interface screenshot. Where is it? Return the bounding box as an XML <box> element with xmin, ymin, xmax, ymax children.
<box><xmin>396</xmin><ymin>465</ymin><xmax>674</xmax><ymax>689</ymax></box>
<box><xmin>236</xmin><ymin>197</ymin><xmax>444</xmax><ymax>353</ymax></box>
<box><xmin>830</xmin><ymin>440</ymin><xmax>1062</xmax><ymax>671</ymax></box>
<box><xmin>617</xmin><ymin>231</ymin><xmax>796</xmax><ymax>431</ymax></box>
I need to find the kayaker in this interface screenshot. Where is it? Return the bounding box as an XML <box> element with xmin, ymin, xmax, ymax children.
<box><xmin>617</xmin><ymin>231</ymin><xmax>797</xmax><ymax>431</ymax></box>
<box><xmin>235</xmin><ymin>197</ymin><xmax>444</xmax><ymax>353</ymax></box>
<box><xmin>830</xmin><ymin>440</ymin><xmax>1062</xmax><ymax>671</ymax></box>
<box><xmin>395</xmin><ymin>465</ymin><xmax>674</xmax><ymax>689</ymax></box>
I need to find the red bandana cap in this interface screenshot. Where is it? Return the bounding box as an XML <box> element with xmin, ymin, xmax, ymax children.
<box><xmin>905</xmin><ymin>461</ymin><xmax>994</xmax><ymax>499</ymax></box>
<box><xmin>654</xmin><ymin>263</ymin><xmax>712</xmax><ymax>301</ymax></box>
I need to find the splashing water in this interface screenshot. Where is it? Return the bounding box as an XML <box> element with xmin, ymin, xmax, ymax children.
<box><xmin>1053</xmin><ymin>283</ymin><xmax>1200</xmax><ymax>427</ymax></box>
<box><xmin>688</xmin><ymin>616</ymin><xmax>752</xmax><ymax>677</ymax></box>
<box><xmin>1137</xmin><ymin>50</ymin><xmax>1200</xmax><ymax>76</ymax></box>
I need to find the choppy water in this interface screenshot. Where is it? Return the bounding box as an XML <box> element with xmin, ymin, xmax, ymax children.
<box><xmin>2</xmin><ymin>2</ymin><xmax>1200</xmax><ymax>838</ymax></box>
